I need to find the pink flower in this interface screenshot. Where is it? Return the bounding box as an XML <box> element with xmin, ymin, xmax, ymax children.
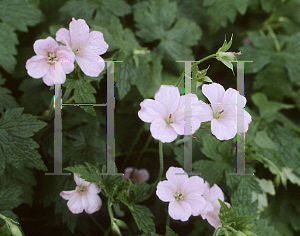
<box><xmin>138</xmin><ymin>85</ymin><xmax>207</xmax><ymax>143</ymax></box>
<box><xmin>56</xmin><ymin>18</ymin><xmax>108</xmax><ymax>77</ymax></box>
<box><xmin>200</xmin><ymin>181</ymin><xmax>230</xmax><ymax>228</ymax></box>
<box><xmin>197</xmin><ymin>83</ymin><xmax>251</xmax><ymax>140</ymax></box>
<box><xmin>60</xmin><ymin>173</ymin><xmax>102</xmax><ymax>214</ymax></box>
<box><xmin>25</xmin><ymin>37</ymin><xmax>75</xmax><ymax>86</ymax></box>
<box><xmin>122</xmin><ymin>167</ymin><xmax>150</xmax><ymax>184</ymax></box>
<box><xmin>156</xmin><ymin>167</ymin><xmax>208</xmax><ymax>221</ymax></box>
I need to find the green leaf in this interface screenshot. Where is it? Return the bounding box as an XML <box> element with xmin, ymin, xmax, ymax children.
<box><xmin>63</xmin><ymin>77</ymin><xmax>98</xmax><ymax>116</ymax></box>
<box><xmin>134</xmin><ymin>0</ymin><xmax>202</xmax><ymax>72</ymax></box>
<box><xmin>193</xmin><ymin>160</ymin><xmax>226</xmax><ymax>185</ymax></box>
<box><xmin>251</xmin><ymin>93</ymin><xmax>294</xmax><ymax>121</ymax></box>
<box><xmin>0</xmin><ymin>180</ymin><xmax>23</xmax><ymax>221</ymax></box>
<box><xmin>0</xmin><ymin>108</ymin><xmax>47</xmax><ymax>175</ymax></box>
<box><xmin>130</xmin><ymin>204</ymin><xmax>156</xmax><ymax>234</ymax></box>
<box><xmin>165</xmin><ymin>226</ymin><xmax>179</xmax><ymax>236</ymax></box>
<box><xmin>0</xmin><ymin>23</ymin><xmax>18</xmax><ymax>73</ymax></box>
<box><xmin>0</xmin><ymin>0</ymin><xmax>43</xmax><ymax>32</ymax></box>
<box><xmin>59</xmin><ymin>0</ymin><xmax>98</xmax><ymax>21</ymax></box>
<box><xmin>0</xmin><ymin>76</ymin><xmax>18</xmax><ymax>114</ymax></box>
<box><xmin>218</xmin><ymin>199</ymin><xmax>238</xmax><ymax>226</ymax></box>
<box><xmin>251</xmin><ymin>219</ymin><xmax>281</xmax><ymax>236</ymax></box>
<box><xmin>231</xmin><ymin>179</ymin><xmax>258</xmax><ymax>218</ymax></box>
<box><xmin>202</xmin><ymin>0</ymin><xmax>251</xmax><ymax>33</ymax></box>
<box><xmin>254</xmin><ymin>130</ymin><xmax>278</xmax><ymax>150</ymax></box>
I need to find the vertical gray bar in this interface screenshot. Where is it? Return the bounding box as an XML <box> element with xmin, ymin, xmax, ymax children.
<box><xmin>176</xmin><ymin>61</ymin><xmax>201</xmax><ymax>176</ymax></box>
<box><xmin>106</xmin><ymin>61</ymin><xmax>115</xmax><ymax>175</ymax></box>
<box><xmin>46</xmin><ymin>84</ymin><xmax>70</xmax><ymax>175</ymax></box>
<box><xmin>184</xmin><ymin>62</ymin><xmax>192</xmax><ymax>174</ymax></box>
<box><xmin>228</xmin><ymin>61</ymin><xmax>253</xmax><ymax>176</ymax></box>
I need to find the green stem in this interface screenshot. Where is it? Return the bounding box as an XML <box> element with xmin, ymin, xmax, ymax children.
<box><xmin>213</xmin><ymin>227</ymin><xmax>222</xmax><ymax>236</ymax></box>
<box><xmin>174</xmin><ymin>54</ymin><xmax>216</xmax><ymax>87</ymax></box>
<box><xmin>266</xmin><ymin>24</ymin><xmax>281</xmax><ymax>52</ymax></box>
<box><xmin>129</xmin><ymin>134</ymin><xmax>153</xmax><ymax>180</ymax></box>
<box><xmin>66</xmin><ymin>95</ymin><xmax>75</xmax><ymax>104</ymax></box>
<box><xmin>104</xmin><ymin>227</ymin><xmax>112</xmax><ymax>236</ymax></box>
<box><xmin>89</xmin><ymin>215</ymin><xmax>105</xmax><ymax>233</ymax></box>
<box><xmin>108</xmin><ymin>199</ymin><xmax>114</xmax><ymax>221</ymax></box>
<box><xmin>149</xmin><ymin>141</ymin><xmax>163</xmax><ymax>194</ymax></box>
<box><xmin>62</xmin><ymin>88</ymin><xmax>72</xmax><ymax>103</ymax></box>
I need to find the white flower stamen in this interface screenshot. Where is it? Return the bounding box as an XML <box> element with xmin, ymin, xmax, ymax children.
<box><xmin>46</xmin><ymin>52</ymin><xmax>59</xmax><ymax>65</ymax></box>
<box><xmin>174</xmin><ymin>191</ymin><xmax>184</xmax><ymax>201</ymax></box>
<box><xmin>166</xmin><ymin>114</ymin><xmax>173</xmax><ymax>124</ymax></box>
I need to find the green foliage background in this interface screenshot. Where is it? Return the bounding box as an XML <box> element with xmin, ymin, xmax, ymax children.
<box><xmin>0</xmin><ymin>0</ymin><xmax>300</xmax><ymax>235</ymax></box>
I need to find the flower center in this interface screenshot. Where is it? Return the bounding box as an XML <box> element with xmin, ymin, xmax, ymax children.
<box><xmin>166</xmin><ymin>114</ymin><xmax>173</xmax><ymax>124</ymax></box>
<box><xmin>213</xmin><ymin>109</ymin><xmax>224</xmax><ymax>119</ymax></box>
<box><xmin>174</xmin><ymin>191</ymin><xmax>184</xmax><ymax>201</ymax></box>
<box><xmin>77</xmin><ymin>186</ymin><xmax>87</xmax><ymax>195</ymax></box>
<box><xmin>46</xmin><ymin>52</ymin><xmax>59</xmax><ymax>65</ymax></box>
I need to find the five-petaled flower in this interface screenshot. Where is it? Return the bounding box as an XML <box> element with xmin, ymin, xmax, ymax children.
<box><xmin>156</xmin><ymin>167</ymin><xmax>208</xmax><ymax>221</ymax></box>
<box><xmin>25</xmin><ymin>37</ymin><xmax>75</xmax><ymax>86</ymax></box>
<box><xmin>197</xmin><ymin>83</ymin><xmax>252</xmax><ymax>140</ymax></box>
<box><xmin>56</xmin><ymin>18</ymin><xmax>108</xmax><ymax>77</ymax></box>
<box><xmin>60</xmin><ymin>173</ymin><xmax>102</xmax><ymax>214</ymax></box>
<box><xmin>138</xmin><ymin>85</ymin><xmax>207</xmax><ymax>143</ymax></box>
<box><xmin>200</xmin><ymin>181</ymin><xmax>231</xmax><ymax>228</ymax></box>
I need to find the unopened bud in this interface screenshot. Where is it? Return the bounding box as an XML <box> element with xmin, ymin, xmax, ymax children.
<box><xmin>10</xmin><ymin>225</ymin><xmax>22</xmax><ymax>236</ymax></box>
<box><xmin>114</xmin><ymin>218</ymin><xmax>129</xmax><ymax>230</ymax></box>
<box><xmin>112</xmin><ymin>221</ymin><xmax>122</xmax><ymax>236</ymax></box>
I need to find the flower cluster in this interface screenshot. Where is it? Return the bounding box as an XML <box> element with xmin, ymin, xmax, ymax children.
<box><xmin>26</xmin><ymin>18</ymin><xmax>108</xmax><ymax>86</ymax></box>
<box><xmin>156</xmin><ymin>167</ymin><xmax>230</xmax><ymax>228</ymax></box>
<box><xmin>138</xmin><ymin>83</ymin><xmax>251</xmax><ymax>141</ymax></box>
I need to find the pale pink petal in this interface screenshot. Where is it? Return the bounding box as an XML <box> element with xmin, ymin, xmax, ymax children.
<box><xmin>55</xmin><ymin>47</ymin><xmax>75</xmax><ymax>74</ymax></box>
<box><xmin>42</xmin><ymin>66</ymin><xmax>56</xmax><ymax>86</ymax></box>
<box><xmin>195</xmin><ymin>100</ymin><xmax>213</xmax><ymax>122</ymax></box>
<box><xmin>202</xmin><ymin>83</ymin><xmax>225</xmax><ymax>111</ymax></box>
<box><xmin>236</xmin><ymin>109</ymin><xmax>251</xmax><ymax>133</ymax></box>
<box><xmin>154</xmin><ymin>85</ymin><xmax>181</xmax><ymax>115</ymax></box>
<box><xmin>138</xmin><ymin>99</ymin><xmax>166</xmax><ymax>122</ymax></box>
<box><xmin>26</xmin><ymin>55</ymin><xmax>49</xmax><ymax>78</ymax></box>
<box><xmin>69</xmin><ymin>18</ymin><xmax>90</xmax><ymax>49</ymax></box>
<box><xmin>206</xmin><ymin>211</ymin><xmax>222</xmax><ymax>228</ymax></box>
<box><xmin>56</xmin><ymin>28</ymin><xmax>71</xmax><ymax>47</ymax></box>
<box><xmin>169</xmin><ymin>119</ymin><xmax>184</xmax><ymax>135</ymax></box>
<box><xmin>53</xmin><ymin>63</ymin><xmax>66</xmax><ymax>84</ymax></box>
<box><xmin>211</xmin><ymin>118</ymin><xmax>237</xmax><ymax>140</ymax></box>
<box><xmin>136</xmin><ymin>169</ymin><xmax>150</xmax><ymax>183</ymax></box>
<box><xmin>169</xmin><ymin>200</ymin><xmax>191</xmax><ymax>221</ymax></box>
<box><xmin>181</xmin><ymin>176</ymin><xmax>207</xmax><ymax>196</ymax></box>
<box><xmin>60</xmin><ymin>190</ymin><xmax>77</xmax><ymax>200</ymax></box>
<box><xmin>201</xmin><ymin>201</ymin><xmax>214</xmax><ymax>218</ymax></box>
<box><xmin>183</xmin><ymin>193</ymin><xmax>206</xmax><ymax>216</ymax></box>
<box><xmin>150</xmin><ymin>118</ymin><xmax>178</xmax><ymax>143</ymax></box>
<box><xmin>82</xmin><ymin>31</ymin><xmax>108</xmax><ymax>55</ymax></box>
<box><xmin>87</xmin><ymin>183</ymin><xmax>101</xmax><ymax>194</ymax></box>
<box><xmin>67</xmin><ymin>193</ymin><xmax>84</xmax><ymax>214</ymax></box>
<box><xmin>75</xmin><ymin>52</ymin><xmax>105</xmax><ymax>77</ymax></box>
<box><xmin>122</xmin><ymin>167</ymin><xmax>134</xmax><ymax>180</ymax></box>
<box><xmin>156</xmin><ymin>180</ymin><xmax>176</xmax><ymax>202</ymax></box>
<box><xmin>166</xmin><ymin>167</ymin><xmax>188</xmax><ymax>189</ymax></box>
<box><xmin>74</xmin><ymin>173</ymin><xmax>90</xmax><ymax>187</ymax></box>
<box><xmin>33</xmin><ymin>37</ymin><xmax>58</xmax><ymax>56</ymax></box>
<box><xmin>81</xmin><ymin>192</ymin><xmax>102</xmax><ymax>214</ymax></box>
<box><xmin>203</xmin><ymin>184</ymin><xmax>225</xmax><ymax>206</ymax></box>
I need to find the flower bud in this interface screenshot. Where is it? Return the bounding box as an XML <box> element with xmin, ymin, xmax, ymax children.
<box><xmin>114</xmin><ymin>218</ymin><xmax>129</xmax><ymax>230</ymax></box>
<box><xmin>10</xmin><ymin>225</ymin><xmax>22</xmax><ymax>236</ymax></box>
<box><xmin>112</xmin><ymin>221</ymin><xmax>122</xmax><ymax>236</ymax></box>
<box><xmin>244</xmin><ymin>230</ymin><xmax>258</xmax><ymax>236</ymax></box>
<box><xmin>236</xmin><ymin>231</ymin><xmax>247</xmax><ymax>236</ymax></box>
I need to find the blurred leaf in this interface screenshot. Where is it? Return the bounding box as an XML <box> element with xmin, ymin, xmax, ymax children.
<box><xmin>0</xmin><ymin>108</ymin><xmax>47</xmax><ymax>175</ymax></box>
<box><xmin>0</xmin><ymin>0</ymin><xmax>43</xmax><ymax>32</ymax></box>
<box><xmin>0</xmin><ymin>76</ymin><xmax>19</xmax><ymax>114</ymax></box>
<box><xmin>0</xmin><ymin>23</ymin><xmax>18</xmax><ymax>73</ymax></box>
